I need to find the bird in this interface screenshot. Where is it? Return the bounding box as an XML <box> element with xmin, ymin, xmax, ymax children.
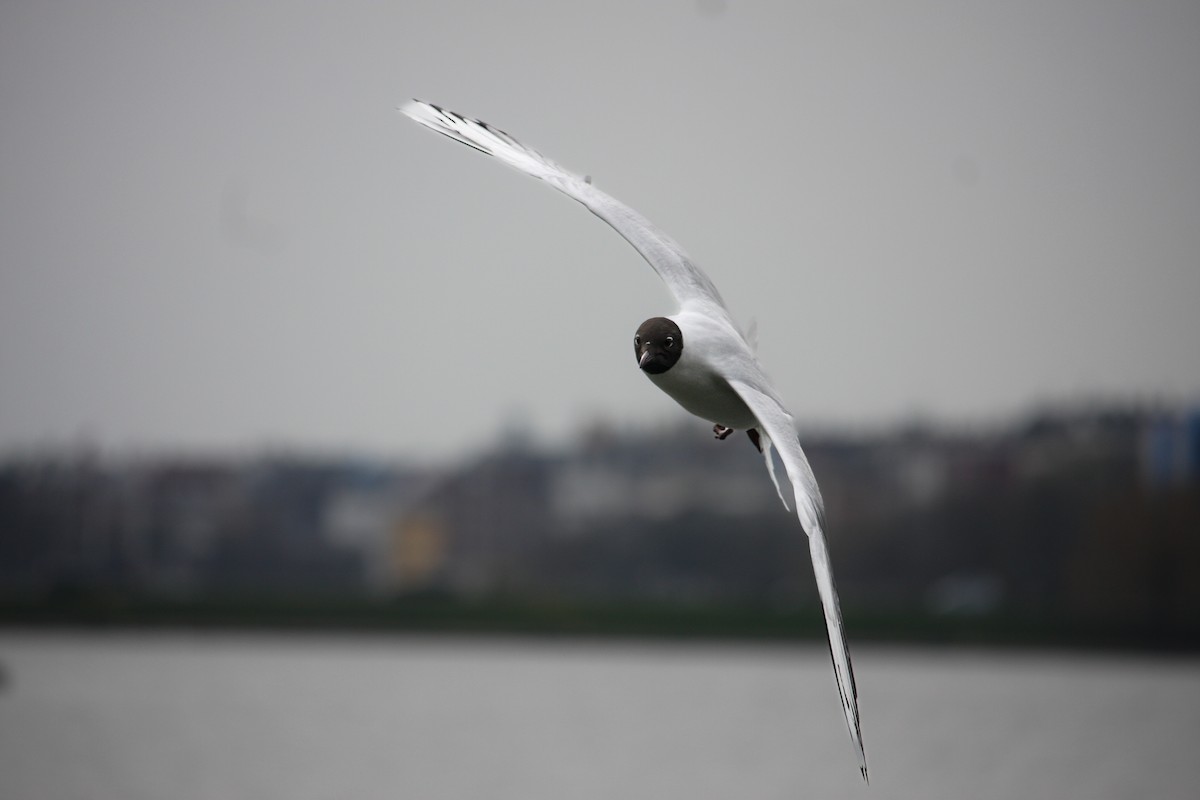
<box><xmin>400</xmin><ymin>99</ymin><xmax>867</xmax><ymax>781</ymax></box>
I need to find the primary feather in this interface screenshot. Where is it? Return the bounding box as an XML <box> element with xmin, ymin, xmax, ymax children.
<box><xmin>401</xmin><ymin>100</ymin><xmax>730</xmax><ymax>316</ymax></box>
<box><xmin>728</xmin><ymin>377</ymin><xmax>867</xmax><ymax>781</ymax></box>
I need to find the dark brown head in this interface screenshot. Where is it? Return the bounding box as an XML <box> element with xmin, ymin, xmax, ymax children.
<box><xmin>634</xmin><ymin>317</ymin><xmax>683</xmax><ymax>375</ymax></box>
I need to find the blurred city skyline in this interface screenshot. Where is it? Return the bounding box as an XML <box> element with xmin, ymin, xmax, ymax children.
<box><xmin>2</xmin><ymin>1</ymin><xmax>1199</xmax><ymax>463</ymax></box>
<box><xmin>4</xmin><ymin>402</ymin><xmax>1197</xmax><ymax>648</ymax></box>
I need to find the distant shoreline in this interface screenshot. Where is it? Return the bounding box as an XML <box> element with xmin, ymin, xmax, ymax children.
<box><xmin>2</xmin><ymin>592</ymin><xmax>1194</xmax><ymax>654</ymax></box>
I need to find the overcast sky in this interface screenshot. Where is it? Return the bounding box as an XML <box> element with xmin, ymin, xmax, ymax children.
<box><xmin>2</xmin><ymin>1</ymin><xmax>1198</xmax><ymax>462</ymax></box>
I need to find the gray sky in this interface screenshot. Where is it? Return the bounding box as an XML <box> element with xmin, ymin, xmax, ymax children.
<box><xmin>2</xmin><ymin>1</ymin><xmax>1198</xmax><ymax>462</ymax></box>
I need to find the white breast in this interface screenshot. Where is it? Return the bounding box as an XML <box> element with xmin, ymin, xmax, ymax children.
<box><xmin>645</xmin><ymin>310</ymin><xmax>759</xmax><ymax>430</ymax></box>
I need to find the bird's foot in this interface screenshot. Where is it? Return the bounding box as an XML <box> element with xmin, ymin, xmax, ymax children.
<box><xmin>713</xmin><ymin>423</ymin><xmax>734</xmax><ymax>440</ymax></box>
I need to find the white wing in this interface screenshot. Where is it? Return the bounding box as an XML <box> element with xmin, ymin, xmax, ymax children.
<box><xmin>400</xmin><ymin>100</ymin><xmax>730</xmax><ymax>316</ymax></box>
<box><xmin>727</xmin><ymin>377</ymin><xmax>868</xmax><ymax>782</ymax></box>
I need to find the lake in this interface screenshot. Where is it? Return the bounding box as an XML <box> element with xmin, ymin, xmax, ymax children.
<box><xmin>0</xmin><ymin>632</ymin><xmax>1196</xmax><ymax>799</ymax></box>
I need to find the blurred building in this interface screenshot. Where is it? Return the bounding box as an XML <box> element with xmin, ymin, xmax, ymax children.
<box><xmin>1141</xmin><ymin>409</ymin><xmax>1200</xmax><ymax>489</ymax></box>
<box><xmin>1</xmin><ymin>404</ymin><xmax>1197</xmax><ymax>637</ymax></box>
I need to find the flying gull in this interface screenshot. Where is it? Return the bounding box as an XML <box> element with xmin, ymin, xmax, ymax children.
<box><xmin>400</xmin><ymin>100</ymin><xmax>868</xmax><ymax>781</ymax></box>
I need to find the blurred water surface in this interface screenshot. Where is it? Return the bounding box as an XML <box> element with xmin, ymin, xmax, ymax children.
<box><xmin>0</xmin><ymin>632</ymin><xmax>1196</xmax><ymax>800</ymax></box>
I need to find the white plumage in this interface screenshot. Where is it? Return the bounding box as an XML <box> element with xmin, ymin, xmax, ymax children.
<box><xmin>400</xmin><ymin>99</ymin><xmax>867</xmax><ymax>781</ymax></box>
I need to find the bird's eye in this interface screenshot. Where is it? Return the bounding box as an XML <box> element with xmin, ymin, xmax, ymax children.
<box><xmin>634</xmin><ymin>335</ymin><xmax>641</xmax><ymax>347</ymax></box>
<box><xmin>665</xmin><ymin>336</ymin><xmax>675</xmax><ymax>348</ymax></box>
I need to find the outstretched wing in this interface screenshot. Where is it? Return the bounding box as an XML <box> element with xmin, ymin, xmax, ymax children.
<box><xmin>400</xmin><ymin>100</ymin><xmax>729</xmax><ymax>316</ymax></box>
<box><xmin>728</xmin><ymin>377</ymin><xmax>868</xmax><ymax>782</ymax></box>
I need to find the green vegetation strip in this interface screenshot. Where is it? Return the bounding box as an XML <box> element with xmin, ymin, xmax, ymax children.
<box><xmin>1</xmin><ymin>591</ymin><xmax>1195</xmax><ymax>651</ymax></box>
